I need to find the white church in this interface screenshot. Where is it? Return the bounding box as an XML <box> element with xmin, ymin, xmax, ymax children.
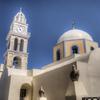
<box><xmin>0</xmin><ymin>9</ymin><xmax>100</xmax><ymax>100</ymax></box>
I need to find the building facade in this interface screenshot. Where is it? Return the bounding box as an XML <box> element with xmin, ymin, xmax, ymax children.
<box><xmin>0</xmin><ymin>9</ymin><xmax>100</xmax><ymax>100</ymax></box>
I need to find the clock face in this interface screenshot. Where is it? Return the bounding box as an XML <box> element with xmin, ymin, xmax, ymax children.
<box><xmin>18</xmin><ymin>26</ymin><xmax>23</xmax><ymax>33</ymax></box>
<box><xmin>14</xmin><ymin>25</ymin><xmax>26</xmax><ymax>34</ymax></box>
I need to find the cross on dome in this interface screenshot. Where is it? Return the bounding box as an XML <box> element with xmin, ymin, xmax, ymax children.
<box><xmin>72</xmin><ymin>20</ymin><xmax>76</xmax><ymax>29</ymax></box>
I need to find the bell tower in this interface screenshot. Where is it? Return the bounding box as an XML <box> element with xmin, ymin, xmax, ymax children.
<box><xmin>4</xmin><ymin>8</ymin><xmax>30</xmax><ymax>69</ymax></box>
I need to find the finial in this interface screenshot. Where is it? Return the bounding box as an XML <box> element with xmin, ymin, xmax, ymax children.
<box><xmin>72</xmin><ymin>20</ymin><xmax>76</xmax><ymax>29</ymax></box>
<box><xmin>20</xmin><ymin>7</ymin><xmax>22</xmax><ymax>12</ymax></box>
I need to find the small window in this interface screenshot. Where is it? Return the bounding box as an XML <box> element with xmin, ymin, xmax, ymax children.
<box><xmin>90</xmin><ymin>47</ymin><xmax>94</xmax><ymax>51</ymax></box>
<box><xmin>56</xmin><ymin>49</ymin><xmax>61</xmax><ymax>61</ymax></box>
<box><xmin>72</xmin><ymin>45</ymin><xmax>79</xmax><ymax>54</ymax></box>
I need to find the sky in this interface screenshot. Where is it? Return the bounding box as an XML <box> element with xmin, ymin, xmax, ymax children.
<box><xmin>0</xmin><ymin>0</ymin><xmax>100</xmax><ymax>69</ymax></box>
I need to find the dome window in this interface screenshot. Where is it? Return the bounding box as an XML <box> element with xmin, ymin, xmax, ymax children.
<box><xmin>72</xmin><ymin>45</ymin><xmax>79</xmax><ymax>54</ymax></box>
<box><xmin>56</xmin><ymin>49</ymin><xmax>61</xmax><ymax>61</ymax></box>
<box><xmin>90</xmin><ymin>46</ymin><xmax>94</xmax><ymax>51</ymax></box>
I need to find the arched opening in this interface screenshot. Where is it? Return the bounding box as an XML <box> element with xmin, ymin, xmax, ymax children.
<box><xmin>20</xmin><ymin>39</ymin><xmax>24</xmax><ymax>51</ymax></box>
<box><xmin>72</xmin><ymin>45</ymin><xmax>79</xmax><ymax>54</ymax></box>
<box><xmin>13</xmin><ymin>56</ymin><xmax>21</xmax><ymax>68</ymax></box>
<box><xmin>14</xmin><ymin>38</ymin><xmax>18</xmax><ymax>51</ymax></box>
<box><xmin>56</xmin><ymin>49</ymin><xmax>61</xmax><ymax>61</ymax></box>
<box><xmin>20</xmin><ymin>84</ymin><xmax>32</xmax><ymax>100</ymax></box>
<box><xmin>90</xmin><ymin>46</ymin><xmax>94</xmax><ymax>51</ymax></box>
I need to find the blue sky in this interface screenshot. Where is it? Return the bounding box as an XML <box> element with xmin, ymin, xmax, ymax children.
<box><xmin>0</xmin><ymin>0</ymin><xmax>100</xmax><ymax>69</ymax></box>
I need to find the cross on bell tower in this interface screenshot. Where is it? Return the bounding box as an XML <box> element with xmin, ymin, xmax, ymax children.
<box><xmin>4</xmin><ymin>8</ymin><xmax>30</xmax><ymax>69</ymax></box>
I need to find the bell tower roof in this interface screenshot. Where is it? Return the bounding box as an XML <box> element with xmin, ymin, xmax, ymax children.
<box><xmin>8</xmin><ymin>8</ymin><xmax>30</xmax><ymax>39</ymax></box>
<box><xmin>13</xmin><ymin>8</ymin><xmax>27</xmax><ymax>24</ymax></box>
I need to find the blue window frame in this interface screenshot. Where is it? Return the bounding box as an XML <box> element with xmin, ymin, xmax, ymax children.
<box><xmin>72</xmin><ymin>45</ymin><xmax>79</xmax><ymax>54</ymax></box>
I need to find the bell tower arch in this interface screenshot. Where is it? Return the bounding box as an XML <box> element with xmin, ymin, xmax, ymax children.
<box><xmin>4</xmin><ymin>8</ymin><xmax>30</xmax><ymax>69</ymax></box>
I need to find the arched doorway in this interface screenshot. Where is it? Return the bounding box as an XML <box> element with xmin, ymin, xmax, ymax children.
<box><xmin>13</xmin><ymin>56</ymin><xmax>21</xmax><ymax>68</ymax></box>
<box><xmin>20</xmin><ymin>84</ymin><xmax>32</xmax><ymax>100</ymax></box>
<box><xmin>72</xmin><ymin>45</ymin><xmax>79</xmax><ymax>54</ymax></box>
